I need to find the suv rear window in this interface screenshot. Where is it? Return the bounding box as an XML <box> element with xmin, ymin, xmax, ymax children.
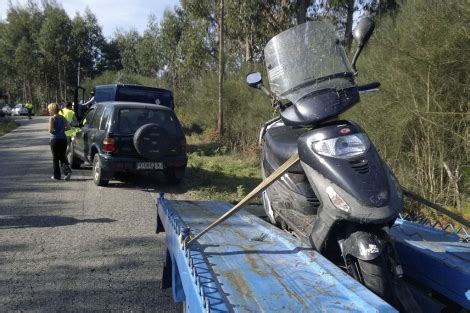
<box><xmin>118</xmin><ymin>108</ymin><xmax>178</xmax><ymax>135</ymax></box>
<box><xmin>116</xmin><ymin>87</ymin><xmax>173</xmax><ymax>108</ymax></box>
<box><xmin>94</xmin><ymin>87</ymin><xmax>115</xmax><ymax>102</ymax></box>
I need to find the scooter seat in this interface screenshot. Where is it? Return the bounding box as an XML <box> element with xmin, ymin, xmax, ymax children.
<box><xmin>265</xmin><ymin>126</ymin><xmax>309</xmax><ymax>165</ymax></box>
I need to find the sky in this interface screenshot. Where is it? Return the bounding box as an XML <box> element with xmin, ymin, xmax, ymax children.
<box><xmin>0</xmin><ymin>0</ymin><xmax>181</xmax><ymax>39</ymax></box>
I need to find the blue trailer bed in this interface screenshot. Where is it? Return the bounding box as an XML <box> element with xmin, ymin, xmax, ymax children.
<box><xmin>156</xmin><ymin>195</ymin><xmax>396</xmax><ymax>312</ymax></box>
<box><xmin>391</xmin><ymin>219</ymin><xmax>470</xmax><ymax>310</ymax></box>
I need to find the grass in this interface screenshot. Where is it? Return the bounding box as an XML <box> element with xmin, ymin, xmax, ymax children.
<box><xmin>463</xmin><ymin>202</ymin><xmax>470</xmax><ymax>220</ymax></box>
<box><xmin>0</xmin><ymin>118</ymin><xmax>17</xmax><ymax>136</ymax></box>
<box><xmin>181</xmin><ymin>133</ymin><xmax>261</xmax><ymax>202</ymax></box>
<box><xmin>461</xmin><ymin>167</ymin><xmax>470</xmax><ymax>220</ymax></box>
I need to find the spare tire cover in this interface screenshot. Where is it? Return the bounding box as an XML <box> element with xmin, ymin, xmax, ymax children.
<box><xmin>133</xmin><ymin>123</ymin><xmax>169</xmax><ymax>160</ymax></box>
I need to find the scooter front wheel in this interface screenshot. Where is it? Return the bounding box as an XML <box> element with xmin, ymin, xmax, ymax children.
<box><xmin>348</xmin><ymin>253</ymin><xmax>398</xmax><ymax>308</ymax></box>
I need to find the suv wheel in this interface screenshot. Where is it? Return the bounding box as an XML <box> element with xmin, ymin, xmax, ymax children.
<box><xmin>68</xmin><ymin>142</ymin><xmax>82</xmax><ymax>169</ymax></box>
<box><xmin>93</xmin><ymin>154</ymin><xmax>109</xmax><ymax>186</ymax></box>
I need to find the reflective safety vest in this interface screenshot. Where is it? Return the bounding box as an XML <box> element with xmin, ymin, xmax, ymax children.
<box><xmin>25</xmin><ymin>103</ymin><xmax>33</xmax><ymax>109</ymax></box>
<box><xmin>59</xmin><ymin>108</ymin><xmax>77</xmax><ymax>138</ymax></box>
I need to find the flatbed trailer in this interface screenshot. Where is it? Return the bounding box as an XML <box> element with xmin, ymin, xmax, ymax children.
<box><xmin>156</xmin><ymin>194</ymin><xmax>397</xmax><ymax>312</ymax></box>
<box><xmin>156</xmin><ymin>194</ymin><xmax>470</xmax><ymax>312</ymax></box>
<box><xmin>390</xmin><ymin>218</ymin><xmax>470</xmax><ymax>311</ymax></box>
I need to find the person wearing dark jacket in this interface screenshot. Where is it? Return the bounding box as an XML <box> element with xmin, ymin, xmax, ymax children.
<box><xmin>48</xmin><ymin>103</ymin><xmax>72</xmax><ymax>181</ymax></box>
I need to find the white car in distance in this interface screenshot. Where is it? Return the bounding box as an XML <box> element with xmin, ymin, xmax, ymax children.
<box><xmin>1</xmin><ymin>105</ymin><xmax>12</xmax><ymax>115</ymax></box>
<box><xmin>12</xmin><ymin>104</ymin><xmax>28</xmax><ymax>116</ymax></box>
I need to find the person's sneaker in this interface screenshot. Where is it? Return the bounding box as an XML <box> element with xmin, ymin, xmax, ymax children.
<box><xmin>64</xmin><ymin>171</ymin><xmax>72</xmax><ymax>181</ymax></box>
<box><xmin>51</xmin><ymin>176</ymin><xmax>61</xmax><ymax>181</ymax></box>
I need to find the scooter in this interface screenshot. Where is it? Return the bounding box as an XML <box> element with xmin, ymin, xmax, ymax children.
<box><xmin>247</xmin><ymin>18</ymin><xmax>407</xmax><ymax>307</ymax></box>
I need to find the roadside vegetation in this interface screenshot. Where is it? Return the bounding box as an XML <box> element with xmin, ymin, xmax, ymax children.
<box><xmin>346</xmin><ymin>0</ymin><xmax>469</xmax><ymax>218</ymax></box>
<box><xmin>0</xmin><ymin>0</ymin><xmax>468</xmax><ymax>218</ymax></box>
<box><xmin>0</xmin><ymin>118</ymin><xmax>17</xmax><ymax>137</ymax></box>
<box><xmin>182</xmin><ymin>132</ymin><xmax>261</xmax><ymax>201</ymax></box>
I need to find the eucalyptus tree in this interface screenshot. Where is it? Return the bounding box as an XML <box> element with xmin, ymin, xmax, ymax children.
<box><xmin>158</xmin><ymin>8</ymin><xmax>187</xmax><ymax>86</ymax></box>
<box><xmin>14</xmin><ymin>37</ymin><xmax>36</xmax><ymax>100</ymax></box>
<box><xmin>179</xmin><ymin>0</ymin><xmax>305</xmax><ymax>136</ymax></box>
<box><xmin>98</xmin><ymin>39</ymin><xmax>122</xmax><ymax>72</ymax></box>
<box><xmin>114</xmin><ymin>29</ymin><xmax>141</xmax><ymax>75</ymax></box>
<box><xmin>38</xmin><ymin>3</ymin><xmax>72</xmax><ymax>100</ymax></box>
<box><xmin>70</xmin><ymin>8</ymin><xmax>105</xmax><ymax>85</ymax></box>
<box><xmin>314</xmin><ymin>0</ymin><xmax>396</xmax><ymax>51</ymax></box>
<box><xmin>0</xmin><ymin>1</ymin><xmax>45</xmax><ymax>105</ymax></box>
<box><xmin>136</xmin><ymin>15</ymin><xmax>161</xmax><ymax>77</ymax></box>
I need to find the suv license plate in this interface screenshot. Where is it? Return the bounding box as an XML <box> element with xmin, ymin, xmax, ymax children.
<box><xmin>136</xmin><ymin>162</ymin><xmax>164</xmax><ymax>170</ymax></box>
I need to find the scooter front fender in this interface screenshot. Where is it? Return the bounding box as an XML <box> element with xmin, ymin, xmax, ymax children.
<box><xmin>340</xmin><ymin>231</ymin><xmax>385</xmax><ymax>261</ymax></box>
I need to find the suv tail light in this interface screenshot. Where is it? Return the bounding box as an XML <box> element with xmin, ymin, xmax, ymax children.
<box><xmin>180</xmin><ymin>138</ymin><xmax>187</xmax><ymax>154</ymax></box>
<box><xmin>103</xmin><ymin>137</ymin><xmax>116</xmax><ymax>153</ymax></box>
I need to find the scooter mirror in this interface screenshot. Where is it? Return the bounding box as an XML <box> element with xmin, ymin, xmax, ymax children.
<box><xmin>246</xmin><ymin>72</ymin><xmax>262</xmax><ymax>88</ymax></box>
<box><xmin>351</xmin><ymin>17</ymin><xmax>375</xmax><ymax>75</ymax></box>
<box><xmin>353</xmin><ymin>17</ymin><xmax>375</xmax><ymax>47</ymax></box>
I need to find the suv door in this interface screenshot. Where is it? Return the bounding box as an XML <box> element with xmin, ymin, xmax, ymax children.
<box><xmin>84</xmin><ymin>105</ymin><xmax>105</xmax><ymax>161</ymax></box>
<box><xmin>75</xmin><ymin>108</ymin><xmax>95</xmax><ymax>160</ymax></box>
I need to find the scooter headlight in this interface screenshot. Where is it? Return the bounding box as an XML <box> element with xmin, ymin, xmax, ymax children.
<box><xmin>312</xmin><ymin>133</ymin><xmax>370</xmax><ymax>158</ymax></box>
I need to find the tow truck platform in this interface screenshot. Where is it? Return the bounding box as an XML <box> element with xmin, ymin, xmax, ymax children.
<box><xmin>156</xmin><ymin>194</ymin><xmax>397</xmax><ymax>312</ymax></box>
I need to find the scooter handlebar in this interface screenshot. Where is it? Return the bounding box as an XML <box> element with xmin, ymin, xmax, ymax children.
<box><xmin>358</xmin><ymin>82</ymin><xmax>380</xmax><ymax>94</ymax></box>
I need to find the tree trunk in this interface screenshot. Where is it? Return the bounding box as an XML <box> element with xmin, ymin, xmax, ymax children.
<box><xmin>27</xmin><ymin>80</ymin><xmax>32</xmax><ymax>105</ymax></box>
<box><xmin>344</xmin><ymin>0</ymin><xmax>354</xmax><ymax>51</ymax></box>
<box><xmin>64</xmin><ymin>64</ymin><xmax>67</xmax><ymax>102</ymax></box>
<box><xmin>77</xmin><ymin>61</ymin><xmax>81</xmax><ymax>86</ymax></box>
<box><xmin>245</xmin><ymin>34</ymin><xmax>252</xmax><ymax>63</ymax></box>
<box><xmin>217</xmin><ymin>0</ymin><xmax>225</xmax><ymax>137</ymax></box>
<box><xmin>45</xmin><ymin>74</ymin><xmax>48</xmax><ymax>106</ymax></box>
<box><xmin>296</xmin><ymin>0</ymin><xmax>309</xmax><ymax>25</ymax></box>
<box><xmin>377</xmin><ymin>0</ymin><xmax>398</xmax><ymax>15</ymax></box>
<box><xmin>58</xmin><ymin>61</ymin><xmax>63</xmax><ymax>102</ymax></box>
<box><xmin>23</xmin><ymin>78</ymin><xmax>27</xmax><ymax>102</ymax></box>
<box><xmin>443</xmin><ymin>162</ymin><xmax>461</xmax><ymax>212</ymax></box>
<box><xmin>279</xmin><ymin>0</ymin><xmax>290</xmax><ymax>28</ymax></box>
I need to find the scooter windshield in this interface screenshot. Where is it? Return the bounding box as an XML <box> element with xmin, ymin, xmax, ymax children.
<box><xmin>265</xmin><ymin>22</ymin><xmax>354</xmax><ymax>103</ymax></box>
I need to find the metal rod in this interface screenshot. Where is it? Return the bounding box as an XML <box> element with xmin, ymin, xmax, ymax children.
<box><xmin>402</xmin><ymin>187</ymin><xmax>470</xmax><ymax>228</ymax></box>
<box><xmin>187</xmin><ymin>153</ymin><xmax>300</xmax><ymax>245</ymax></box>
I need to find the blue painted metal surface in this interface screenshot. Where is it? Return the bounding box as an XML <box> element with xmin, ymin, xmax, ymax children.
<box><xmin>391</xmin><ymin>219</ymin><xmax>470</xmax><ymax>310</ymax></box>
<box><xmin>157</xmin><ymin>194</ymin><xmax>397</xmax><ymax>312</ymax></box>
<box><xmin>157</xmin><ymin>196</ymin><xmax>229</xmax><ymax>313</ymax></box>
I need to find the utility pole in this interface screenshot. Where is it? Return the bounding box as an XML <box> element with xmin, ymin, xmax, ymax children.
<box><xmin>217</xmin><ymin>0</ymin><xmax>225</xmax><ymax>137</ymax></box>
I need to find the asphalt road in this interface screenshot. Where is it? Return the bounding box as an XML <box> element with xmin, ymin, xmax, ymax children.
<box><xmin>0</xmin><ymin>116</ymin><xmax>182</xmax><ymax>312</ymax></box>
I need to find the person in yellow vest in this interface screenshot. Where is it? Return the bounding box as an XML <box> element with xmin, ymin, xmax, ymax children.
<box><xmin>25</xmin><ymin>102</ymin><xmax>33</xmax><ymax>119</ymax></box>
<box><xmin>59</xmin><ymin>102</ymin><xmax>78</xmax><ymax>138</ymax></box>
<box><xmin>59</xmin><ymin>102</ymin><xmax>78</xmax><ymax>175</ymax></box>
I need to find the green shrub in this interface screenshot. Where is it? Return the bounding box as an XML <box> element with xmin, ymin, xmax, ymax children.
<box><xmin>174</xmin><ymin>65</ymin><xmax>273</xmax><ymax>152</ymax></box>
<box><xmin>0</xmin><ymin>119</ymin><xmax>18</xmax><ymax>136</ymax></box>
<box><xmin>346</xmin><ymin>0</ymin><xmax>469</xmax><ymax>209</ymax></box>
